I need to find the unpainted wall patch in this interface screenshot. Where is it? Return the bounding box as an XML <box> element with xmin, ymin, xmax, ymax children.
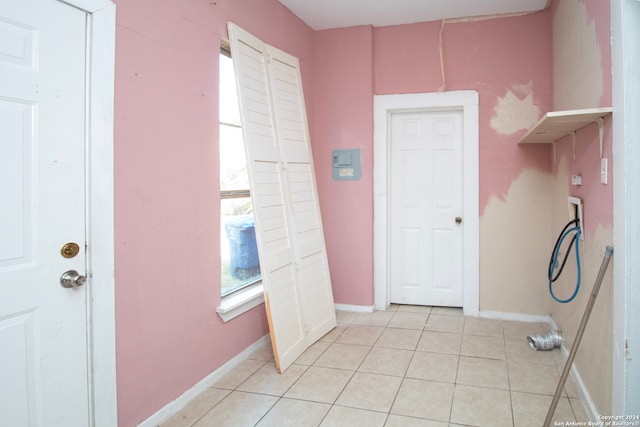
<box><xmin>490</xmin><ymin>83</ymin><xmax>540</xmax><ymax>136</ymax></box>
<box><xmin>552</xmin><ymin>0</ymin><xmax>604</xmax><ymax>110</ymax></box>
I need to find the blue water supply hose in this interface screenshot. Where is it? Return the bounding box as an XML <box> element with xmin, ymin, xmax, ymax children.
<box><xmin>548</xmin><ymin>219</ymin><xmax>582</xmax><ymax>303</ymax></box>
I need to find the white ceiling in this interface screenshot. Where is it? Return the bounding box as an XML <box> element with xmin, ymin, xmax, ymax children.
<box><xmin>278</xmin><ymin>0</ymin><xmax>549</xmax><ymax>30</ymax></box>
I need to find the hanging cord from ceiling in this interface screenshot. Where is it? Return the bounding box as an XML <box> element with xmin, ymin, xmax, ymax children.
<box><xmin>438</xmin><ymin>19</ymin><xmax>447</xmax><ymax>92</ymax></box>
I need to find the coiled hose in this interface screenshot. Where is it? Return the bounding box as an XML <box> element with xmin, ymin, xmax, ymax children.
<box><xmin>548</xmin><ymin>219</ymin><xmax>581</xmax><ymax>303</ymax></box>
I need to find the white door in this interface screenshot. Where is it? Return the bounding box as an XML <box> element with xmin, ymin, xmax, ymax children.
<box><xmin>0</xmin><ymin>1</ymin><xmax>90</xmax><ymax>426</ymax></box>
<box><xmin>390</xmin><ymin>110</ymin><xmax>464</xmax><ymax>307</ymax></box>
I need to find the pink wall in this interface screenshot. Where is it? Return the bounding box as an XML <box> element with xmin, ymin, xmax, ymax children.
<box><xmin>373</xmin><ymin>22</ymin><xmax>443</xmax><ymax>93</ymax></box>
<box><xmin>113</xmin><ymin>0</ymin><xmax>314</xmax><ymax>425</ymax></box>
<box><xmin>313</xmin><ymin>26</ymin><xmax>375</xmax><ymax>306</ymax></box>
<box><xmin>112</xmin><ymin>0</ymin><xmax>611</xmax><ymax>423</ymax></box>
<box><xmin>312</xmin><ymin>12</ymin><xmax>553</xmax><ymax>306</ymax></box>
<box><xmin>374</xmin><ymin>12</ymin><xmax>553</xmax><ymax>213</ymax></box>
<box><xmin>443</xmin><ymin>14</ymin><xmax>553</xmax><ymax>212</ymax></box>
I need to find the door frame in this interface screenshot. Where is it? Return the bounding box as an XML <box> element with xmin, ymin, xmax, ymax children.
<box><xmin>373</xmin><ymin>91</ymin><xmax>479</xmax><ymax>315</ymax></box>
<box><xmin>611</xmin><ymin>0</ymin><xmax>640</xmax><ymax>414</ymax></box>
<box><xmin>59</xmin><ymin>0</ymin><xmax>117</xmax><ymax>425</ymax></box>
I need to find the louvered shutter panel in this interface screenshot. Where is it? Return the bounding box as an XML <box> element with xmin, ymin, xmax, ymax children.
<box><xmin>227</xmin><ymin>23</ymin><xmax>306</xmax><ymax>372</ymax></box>
<box><xmin>228</xmin><ymin>23</ymin><xmax>336</xmax><ymax>372</ymax></box>
<box><xmin>266</xmin><ymin>46</ymin><xmax>337</xmax><ymax>344</ymax></box>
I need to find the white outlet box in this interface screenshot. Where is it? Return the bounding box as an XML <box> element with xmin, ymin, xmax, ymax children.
<box><xmin>568</xmin><ymin>196</ymin><xmax>584</xmax><ymax>240</ymax></box>
<box><xmin>601</xmin><ymin>158</ymin><xmax>608</xmax><ymax>184</ymax></box>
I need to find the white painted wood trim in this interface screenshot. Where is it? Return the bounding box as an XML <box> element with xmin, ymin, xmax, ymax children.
<box><xmin>61</xmin><ymin>0</ymin><xmax>113</xmax><ymax>12</ymax></box>
<box><xmin>216</xmin><ymin>283</ymin><xmax>265</xmax><ymax>323</ymax></box>
<box><xmin>612</xmin><ymin>0</ymin><xmax>640</xmax><ymax>415</ymax></box>
<box><xmin>518</xmin><ymin>107</ymin><xmax>612</xmax><ymax>144</ymax></box>
<box><xmin>137</xmin><ymin>335</ymin><xmax>271</xmax><ymax>427</ymax></box>
<box><xmin>59</xmin><ymin>1</ymin><xmax>117</xmax><ymax>425</ymax></box>
<box><xmin>373</xmin><ymin>91</ymin><xmax>479</xmax><ymax>315</ymax></box>
<box><xmin>333</xmin><ymin>304</ymin><xmax>375</xmax><ymax>313</ymax></box>
<box><xmin>478</xmin><ymin>310</ymin><xmax>552</xmax><ymax>324</ymax></box>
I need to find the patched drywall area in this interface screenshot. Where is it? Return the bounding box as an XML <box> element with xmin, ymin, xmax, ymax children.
<box><xmin>551</xmin><ymin>225</ymin><xmax>613</xmax><ymax>414</ymax></box>
<box><xmin>490</xmin><ymin>82</ymin><xmax>541</xmax><ymax>136</ymax></box>
<box><xmin>549</xmin><ymin>0</ymin><xmax>613</xmax><ymax>415</ymax></box>
<box><xmin>550</xmin><ymin>152</ymin><xmax>613</xmax><ymax>415</ymax></box>
<box><xmin>480</xmin><ymin>168</ymin><xmax>552</xmax><ymax>314</ymax></box>
<box><xmin>553</xmin><ymin>0</ymin><xmax>603</xmax><ymax>110</ymax></box>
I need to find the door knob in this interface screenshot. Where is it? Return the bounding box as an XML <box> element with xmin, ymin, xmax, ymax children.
<box><xmin>60</xmin><ymin>270</ymin><xmax>86</xmax><ymax>288</ymax></box>
<box><xmin>455</xmin><ymin>216</ymin><xmax>463</xmax><ymax>225</ymax></box>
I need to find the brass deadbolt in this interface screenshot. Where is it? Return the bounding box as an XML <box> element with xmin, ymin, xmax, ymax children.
<box><xmin>61</xmin><ymin>242</ymin><xmax>80</xmax><ymax>259</ymax></box>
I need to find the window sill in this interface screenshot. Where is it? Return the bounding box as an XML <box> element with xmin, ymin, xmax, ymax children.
<box><xmin>216</xmin><ymin>282</ymin><xmax>264</xmax><ymax>323</ymax></box>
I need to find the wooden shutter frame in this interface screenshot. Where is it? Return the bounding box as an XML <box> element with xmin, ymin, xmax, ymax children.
<box><xmin>228</xmin><ymin>23</ymin><xmax>336</xmax><ymax>373</ymax></box>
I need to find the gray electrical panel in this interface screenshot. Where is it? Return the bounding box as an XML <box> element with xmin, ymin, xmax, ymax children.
<box><xmin>332</xmin><ymin>148</ymin><xmax>361</xmax><ymax>181</ymax></box>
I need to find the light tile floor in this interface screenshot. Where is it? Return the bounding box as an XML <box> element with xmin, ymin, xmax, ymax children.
<box><xmin>160</xmin><ymin>305</ymin><xmax>589</xmax><ymax>427</ymax></box>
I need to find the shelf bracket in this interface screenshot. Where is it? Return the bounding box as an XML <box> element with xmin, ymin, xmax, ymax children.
<box><xmin>571</xmin><ymin>131</ymin><xmax>576</xmax><ymax>162</ymax></box>
<box><xmin>552</xmin><ymin>140</ymin><xmax>556</xmax><ymax>165</ymax></box>
<box><xmin>596</xmin><ymin>117</ymin><xmax>605</xmax><ymax>158</ymax></box>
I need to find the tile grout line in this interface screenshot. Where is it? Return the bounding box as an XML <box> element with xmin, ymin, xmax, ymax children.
<box><xmin>503</xmin><ymin>322</ymin><xmax>517</xmax><ymax>427</ymax></box>
<box><xmin>184</xmin><ymin>310</ymin><xmax>586</xmax><ymax>427</ymax></box>
<box><xmin>189</xmin><ymin>358</ymin><xmax>270</xmax><ymax>427</ymax></box>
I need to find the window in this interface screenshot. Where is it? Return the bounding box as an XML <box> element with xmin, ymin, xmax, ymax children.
<box><xmin>226</xmin><ymin>22</ymin><xmax>337</xmax><ymax>372</ymax></box>
<box><xmin>219</xmin><ymin>47</ymin><xmax>261</xmax><ymax>297</ymax></box>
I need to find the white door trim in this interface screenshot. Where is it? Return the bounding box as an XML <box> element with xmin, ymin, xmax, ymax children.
<box><xmin>611</xmin><ymin>0</ymin><xmax>640</xmax><ymax>414</ymax></box>
<box><xmin>59</xmin><ymin>0</ymin><xmax>117</xmax><ymax>425</ymax></box>
<box><xmin>373</xmin><ymin>91</ymin><xmax>479</xmax><ymax>315</ymax></box>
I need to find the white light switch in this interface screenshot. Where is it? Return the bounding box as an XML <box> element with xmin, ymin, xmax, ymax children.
<box><xmin>600</xmin><ymin>158</ymin><xmax>608</xmax><ymax>184</ymax></box>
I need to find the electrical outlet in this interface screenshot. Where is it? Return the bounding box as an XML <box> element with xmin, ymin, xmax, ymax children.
<box><xmin>601</xmin><ymin>158</ymin><xmax>608</xmax><ymax>184</ymax></box>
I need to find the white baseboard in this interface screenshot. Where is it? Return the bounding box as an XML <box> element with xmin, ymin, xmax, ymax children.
<box><xmin>548</xmin><ymin>317</ymin><xmax>599</xmax><ymax>422</ymax></box>
<box><xmin>334</xmin><ymin>303</ymin><xmax>374</xmax><ymax>313</ymax></box>
<box><xmin>478</xmin><ymin>310</ymin><xmax>552</xmax><ymax>324</ymax></box>
<box><xmin>137</xmin><ymin>334</ymin><xmax>271</xmax><ymax>427</ymax></box>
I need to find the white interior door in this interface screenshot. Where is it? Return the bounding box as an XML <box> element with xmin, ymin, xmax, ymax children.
<box><xmin>390</xmin><ymin>110</ymin><xmax>464</xmax><ymax>307</ymax></box>
<box><xmin>0</xmin><ymin>1</ymin><xmax>90</xmax><ymax>425</ymax></box>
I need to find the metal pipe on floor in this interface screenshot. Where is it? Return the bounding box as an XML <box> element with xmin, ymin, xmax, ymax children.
<box><xmin>543</xmin><ymin>245</ymin><xmax>613</xmax><ymax>427</ymax></box>
<box><xmin>527</xmin><ymin>329</ymin><xmax>563</xmax><ymax>351</ymax></box>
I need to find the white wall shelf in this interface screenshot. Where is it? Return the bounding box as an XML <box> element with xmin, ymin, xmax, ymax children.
<box><xmin>518</xmin><ymin>107</ymin><xmax>612</xmax><ymax>144</ymax></box>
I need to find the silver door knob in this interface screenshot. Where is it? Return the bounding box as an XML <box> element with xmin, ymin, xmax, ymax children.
<box><xmin>60</xmin><ymin>270</ymin><xmax>86</xmax><ymax>288</ymax></box>
<box><xmin>455</xmin><ymin>216</ymin><xmax>462</xmax><ymax>225</ymax></box>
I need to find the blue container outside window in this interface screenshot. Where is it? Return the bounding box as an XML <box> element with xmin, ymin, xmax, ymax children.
<box><xmin>225</xmin><ymin>214</ymin><xmax>260</xmax><ymax>280</ymax></box>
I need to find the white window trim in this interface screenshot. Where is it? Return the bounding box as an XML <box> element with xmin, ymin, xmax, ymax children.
<box><xmin>217</xmin><ymin>44</ymin><xmax>263</xmax><ymax>322</ymax></box>
<box><xmin>216</xmin><ymin>281</ymin><xmax>264</xmax><ymax>322</ymax></box>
